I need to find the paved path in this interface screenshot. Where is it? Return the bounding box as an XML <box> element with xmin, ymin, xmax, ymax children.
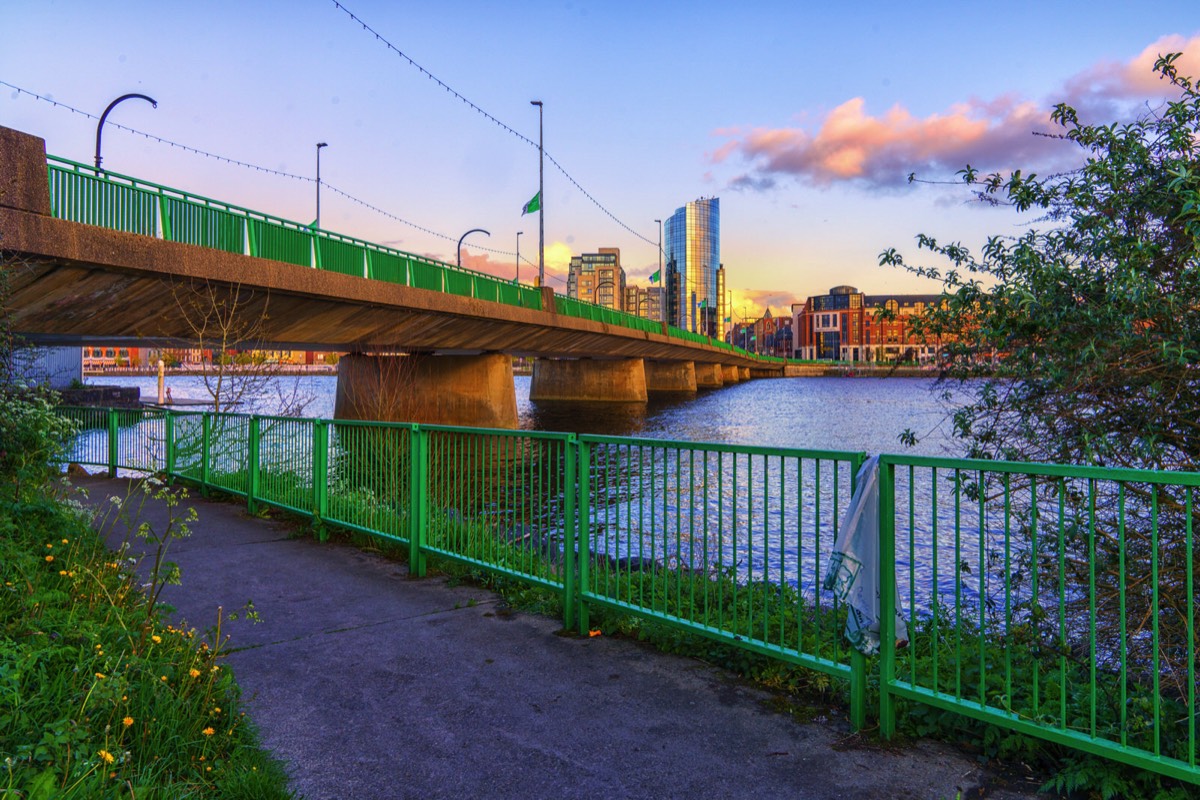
<box><xmin>82</xmin><ymin>477</ymin><xmax>1042</xmax><ymax>800</ymax></box>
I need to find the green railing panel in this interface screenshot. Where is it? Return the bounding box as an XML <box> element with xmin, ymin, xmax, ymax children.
<box><xmin>249</xmin><ymin>219</ymin><xmax>311</xmax><ymax>267</ymax></box>
<box><xmin>254</xmin><ymin>416</ymin><xmax>318</xmax><ymax>517</ymax></box>
<box><xmin>879</xmin><ymin>454</ymin><xmax>1200</xmax><ymax>784</ymax></box>
<box><xmin>161</xmin><ymin>198</ymin><xmax>246</xmax><ymax>254</ymax></box>
<box><xmin>317</xmin><ymin>235</ymin><xmax>366</xmax><ymax>277</ymax></box>
<box><xmin>48</xmin><ymin>164</ymin><xmax>158</xmax><ymax>236</ymax></box>
<box><xmin>410</xmin><ymin>260</ymin><xmax>445</xmax><ymax>292</ymax></box>
<box><xmin>473</xmin><ymin>276</ymin><xmax>500</xmax><ymax>304</ymax></box>
<box><xmin>443</xmin><ymin>269</ymin><xmax>474</xmax><ymax>298</ymax></box>
<box><xmin>366</xmin><ymin>248</ymin><xmax>411</xmax><ymax>285</ymax></box>
<box><xmin>325</xmin><ymin>420</ymin><xmax>413</xmax><ymax>544</ymax></box>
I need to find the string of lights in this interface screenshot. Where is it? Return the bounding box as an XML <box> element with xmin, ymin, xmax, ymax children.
<box><xmin>329</xmin><ymin>1</ymin><xmax>660</xmax><ymax>249</ymax></box>
<box><xmin>2</xmin><ymin>77</ymin><xmax>568</xmax><ymax>282</ymax></box>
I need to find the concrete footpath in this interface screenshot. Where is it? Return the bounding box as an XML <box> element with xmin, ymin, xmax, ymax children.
<box><xmin>80</xmin><ymin>477</ymin><xmax>1043</xmax><ymax>800</ymax></box>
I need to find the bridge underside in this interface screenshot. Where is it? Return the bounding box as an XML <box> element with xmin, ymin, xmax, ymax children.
<box><xmin>1</xmin><ymin>124</ymin><xmax>781</xmax><ymax>425</ymax></box>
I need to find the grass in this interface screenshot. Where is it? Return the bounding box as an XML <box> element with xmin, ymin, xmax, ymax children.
<box><xmin>0</xmin><ymin>480</ymin><xmax>295</xmax><ymax>799</ymax></box>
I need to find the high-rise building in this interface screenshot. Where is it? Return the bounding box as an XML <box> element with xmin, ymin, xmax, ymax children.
<box><xmin>567</xmin><ymin>247</ymin><xmax>625</xmax><ymax>310</ymax></box>
<box><xmin>623</xmin><ymin>285</ymin><xmax>664</xmax><ymax>322</ymax></box>
<box><xmin>663</xmin><ymin>197</ymin><xmax>722</xmax><ymax>335</ymax></box>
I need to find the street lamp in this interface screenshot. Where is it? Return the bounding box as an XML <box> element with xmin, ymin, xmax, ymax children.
<box><xmin>94</xmin><ymin>93</ymin><xmax>157</xmax><ymax>172</ymax></box>
<box><xmin>315</xmin><ymin>142</ymin><xmax>328</xmax><ymax>229</ymax></box>
<box><xmin>515</xmin><ymin>231</ymin><xmax>523</xmax><ymax>284</ymax></box>
<box><xmin>592</xmin><ymin>279</ymin><xmax>615</xmax><ymax>307</ymax></box>
<box><xmin>655</xmin><ymin>218</ymin><xmax>663</xmax><ymax>323</ymax></box>
<box><xmin>530</xmin><ymin>100</ymin><xmax>544</xmax><ymax>288</ymax></box>
<box><xmin>457</xmin><ymin>228</ymin><xmax>491</xmax><ymax>269</ymax></box>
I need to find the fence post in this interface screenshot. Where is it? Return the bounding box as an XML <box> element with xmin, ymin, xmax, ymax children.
<box><xmin>562</xmin><ymin>434</ymin><xmax>577</xmax><ymax>631</ymax></box>
<box><xmin>200</xmin><ymin>414</ymin><xmax>211</xmax><ymax>497</ymax></box>
<box><xmin>879</xmin><ymin>458</ymin><xmax>898</xmax><ymax>738</ymax></box>
<box><xmin>313</xmin><ymin>420</ymin><xmax>329</xmax><ymax>541</ymax></box>
<box><xmin>164</xmin><ymin>410</ymin><xmax>176</xmax><ymax>482</ymax></box>
<box><xmin>107</xmin><ymin>408</ymin><xmax>119</xmax><ymax>478</ymax></box>
<box><xmin>408</xmin><ymin>424</ymin><xmax>428</xmax><ymax>577</ymax></box>
<box><xmin>247</xmin><ymin>416</ymin><xmax>260</xmax><ymax>514</ymax></box>
<box><xmin>576</xmin><ymin>438</ymin><xmax>591</xmax><ymax>636</ymax></box>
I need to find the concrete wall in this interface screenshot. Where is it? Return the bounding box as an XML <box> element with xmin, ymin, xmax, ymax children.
<box><xmin>694</xmin><ymin>362</ymin><xmax>723</xmax><ymax>389</ymax></box>
<box><xmin>644</xmin><ymin>360</ymin><xmax>697</xmax><ymax>393</ymax></box>
<box><xmin>529</xmin><ymin>358</ymin><xmax>647</xmax><ymax>402</ymax></box>
<box><xmin>335</xmin><ymin>352</ymin><xmax>517</xmax><ymax>429</ymax></box>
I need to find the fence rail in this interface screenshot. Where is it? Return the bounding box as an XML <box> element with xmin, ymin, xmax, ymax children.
<box><xmin>55</xmin><ymin>406</ymin><xmax>1200</xmax><ymax>784</ymax></box>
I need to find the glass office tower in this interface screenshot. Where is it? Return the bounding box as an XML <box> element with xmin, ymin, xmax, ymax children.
<box><xmin>663</xmin><ymin>197</ymin><xmax>720</xmax><ymax>335</ymax></box>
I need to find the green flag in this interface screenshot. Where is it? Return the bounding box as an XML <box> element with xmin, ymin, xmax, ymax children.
<box><xmin>724</xmin><ymin>316</ymin><xmax>731</xmax><ymax>323</ymax></box>
<box><xmin>522</xmin><ymin>191</ymin><xmax>541</xmax><ymax>215</ymax></box>
<box><xmin>649</xmin><ymin>269</ymin><xmax>660</xmax><ymax>283</ymax></box>
<box><xmin>699</xmin><ymin>298</ymin><xmax>708</xmax><ymax>309</ymax></box>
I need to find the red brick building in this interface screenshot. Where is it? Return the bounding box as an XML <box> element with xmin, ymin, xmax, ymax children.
<box><xmin>792</xmin><ymin>285</ymin><xmax>945</xmax><ymax>363</ymax></box>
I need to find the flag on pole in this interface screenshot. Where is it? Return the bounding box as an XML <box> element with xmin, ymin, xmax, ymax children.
<box><xmin>649</xmin><ymin>269</ymin><xmax>660</xmax><ymax>283</ymax></box>
<box><xmin>699</xmin><ymin>298</ymin><xmax>708</xmax><ymax>309</ymax></box>
<box><xmin>522</xmin><ymin>191</ymin><xmax>541</xmax><ymax>215</ymax></box>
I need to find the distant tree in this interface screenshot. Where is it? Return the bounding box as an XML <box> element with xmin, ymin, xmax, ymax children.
<box><xmin>881</xmin><ymin>53</ymin><xmax>1200</xmax><ymax>472</ymax></box>
<box><xmin>881</xmin><ymin>57</ymin><xmax>1200</xmax><ymax>787</ymax></box>
<box><xmin>171</xmin><ymin>279</ymin><xmax>312</xmax><ymax>416</ymax></box>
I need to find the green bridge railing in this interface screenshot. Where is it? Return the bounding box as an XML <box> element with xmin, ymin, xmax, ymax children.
<box><xmin>45</xmin><ymin>156</ymin><xmax>773</xmax><ymax>360</ymax></box>
<box><xmin>57</xmin><ymin>406</ymin><xmax>1200</xmax><ymax>785</ymax></box>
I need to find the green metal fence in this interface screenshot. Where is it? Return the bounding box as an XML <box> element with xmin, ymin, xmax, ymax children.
<box><xmin>43</xmin><ymin>155</ymin><xmax>773</xmax><ymax>362</ymax></box>
<box><xmin>57</xmin><ymin>406</ymin><xmax>1200</xmax><ymax>782</ymax></box>
<box><xmin>879</xmin><ymin>455</ymin><xmax>1200</xmax><ymax>784</ymax></box>
<box><xmin>577</xmin><ymin>435</ymin><xmax>867</xmax><ymax>725</ymax></box>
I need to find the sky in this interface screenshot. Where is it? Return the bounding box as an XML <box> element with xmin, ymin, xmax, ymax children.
<box><xmin>4</xmin><ymin>1</ymin><xmax>1199</xmax><ymax>320</ymax></box>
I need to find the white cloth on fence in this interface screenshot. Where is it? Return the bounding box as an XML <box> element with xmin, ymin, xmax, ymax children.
<box><xmin>823</xmin><ymin>455</ymin><xmax>909</xmax><ymax>657</ymax></box>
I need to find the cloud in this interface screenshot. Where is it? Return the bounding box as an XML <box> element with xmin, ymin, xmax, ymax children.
<box><xmin>730</xmin><ymin>288</ymin><xmax>804</xmax><ymax>320</ymax></box>
<box><xmin>713</xmin><ymin>34</ymin><xmax>1200</xmax><ymax>191</ymax></box>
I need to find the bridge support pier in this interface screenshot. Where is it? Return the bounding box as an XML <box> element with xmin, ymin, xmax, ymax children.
<box><xmin>644</xmin><ymin>360</ymin><xmax>697</xmax><ymax>393</ymax></box>
<box><xmin>334</xmin><ymin>352</ymin><xmax>517</xmax><ymax>429</ymax></box>
<box><xmin>721</xmin><ymin>364</ymin><xmax>740</xmax><ymax>384</ymax></box>
<box><xmin>529</xmin><ymin>358</ymin><xmax>648</xmax><ymax>402</ymax></box>
<box><xmin>694</xmin><ymin>362</ymin><xmax>724</xmax><ymax>389</ymax></box>
<box><xmin>739</xmin><ymin>366</ymin><xmax>750</xmax><ymax>381</ymax></box>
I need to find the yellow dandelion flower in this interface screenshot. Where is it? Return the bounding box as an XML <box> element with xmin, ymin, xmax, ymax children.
<box><xmin>189</xmin><ymin>668</ymin><xmax>201</xmax><ymax>678</ymax></box>
<box><xmin>45</xmin><ymin>555</ymin><xmax>54</xmax><ymax>563</ymax></box>
<box><xmin>206</xmin><ymin>766</ymin><xmax>212</xmax><ymax>772</ymax></box>
<box><xmin>213</xmin><ymin>707</ymin><xmax>221</xmax><ymax>713</ymax></box>
<box><xmin>62</xmin><ymin>538</ymin><xmax>69</xmax><ymax>544</ymax></box>
<box><xmin>160</xmin><ymin>675</ymin><xmax>167</xmax><ymax>682</ymax></box>
<box><xmin>201</xmin><ymin>727</ymin><xmax>215</xmax><ymax>736</ymax></box>
<box><xmin>95</xmin><ymin>672</ymin><xmax>106</xmax><ymax>680</ymax></box>
<box><xmin>68</xmin><ymin>571</ymin><xmax>76</xmax><ymax>578</ymax></box>
<box><xmin>59</xmin><ymin>570</ymin><xmax>67</xmax><ymax>576</ymax></box>
<box><xmin>95</xmin><ymin>644</ymin><xmax>103</xmax><ymax>650</ymax></box>
<box><xmin>98</xmin><ymin>749</ymin><xmax>114</xmax><ymax>764</ymax></box>
<box><xmin>151</xmin><ymin>635</ymin><xmax>162</xmax><ymax>644</ymax></box>
<box><xmin>45</xmin><ymin>543</ymin><xmax>53</xmax><ymax>549</ymax></box>
<box><xmin>123</xmin><ymin>716</ymin><xmax>134</xmax><ymax>728</ymax></box>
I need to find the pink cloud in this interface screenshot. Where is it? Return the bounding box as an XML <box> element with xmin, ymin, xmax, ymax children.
<box><xmin>715</xmin><ymin>34</ymin><xmax>1200</xmax><ymax>190</ymax></box>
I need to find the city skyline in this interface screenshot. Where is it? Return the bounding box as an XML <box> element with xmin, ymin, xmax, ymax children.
<box><xmin>4</xmin><ymin>2</ymin><xmax>1199</xmax><ymax>319</ymax></box>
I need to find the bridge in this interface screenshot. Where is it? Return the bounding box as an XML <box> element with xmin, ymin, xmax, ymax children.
<box><xmin>0</xmin><ymin>125</ymin><xmax>786</xmax><ymax>427</ymax></box>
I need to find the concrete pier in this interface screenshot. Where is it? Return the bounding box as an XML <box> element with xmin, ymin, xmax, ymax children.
<box><xmin>721</xmin><ymin>364</ymin><xmax>739</xmax><ymax>384</ymax></box>
<box><xmin>529</xmin><ymin>358</ymin><xmax>648</xmax><ymax>402</ymax></box>
<box><xmin>334</xmin><ymin>352</ymin><xmax>517</xmax><ymax>428</ymax></box>
<box><xmin>694</xmin><ymin>362</ymin><xmax>724</xmax><ymax>389</ymax></box>
<box><xmin>738</xmin><ymin>366</ymin><xmax>750</xmax><ymax>381</ymax></box>
<box><xmin>644</xmin><ymin>360</ymin><xmax>697</xmax><ymax>393</ymax></box>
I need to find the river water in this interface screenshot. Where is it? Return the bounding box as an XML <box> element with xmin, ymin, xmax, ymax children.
<box><xmin>87</xmin><ymin>374</ymin><xmax>967</xmax><ymax>459</ymax></box>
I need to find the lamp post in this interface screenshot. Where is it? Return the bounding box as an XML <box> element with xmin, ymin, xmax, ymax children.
<box><xmin>94</xmin><ymin>93</ymin><xmax>157</xmax><ymax>172</ymax></box>
<box><xmin>457</xmin><ymin>228</ymin><xmax>490</xmax><ymax>269</ymax></box>
<box><xmin>592</xmin><ymin>279</ymin><xmax>615</xmax><ymax>307</ymax></box>
<box><xmin>315</xmin><ymin>142</ymin><xmax>328</xmax><ymax>229</ymax></box>
<box><xmin>515</xmin><ymin>231</ymin><xmax>523</xmax><ymax>284</ymax></box>
<box><xmin>655</xmin><ymin>218</ymin><xmax>663</xmax><ymax>323</ymax></box>
<box><xmin>530</xmin><ymin>100</ymin><xmax>544</xmax><ymax>288</ymax></box>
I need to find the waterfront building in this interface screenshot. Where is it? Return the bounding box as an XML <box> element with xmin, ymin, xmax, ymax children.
<box><xmin>663</xmin><ymin>197</ymin><xmax>724</xmax><ymax>335</ymax></box>
<box><xmin>566</xmin><ymin>247</ymin><xmax>625</xmax><ymax>310</ymax></box>
<box><xmin>792</xmin><ymin>286</ymin><xmax>945</xmax><ymax>362</ymax></box>
<box><xmin>624</xmin><ymin>285</ymin><xmax>665</xmax><ymax>322</ymax></box>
